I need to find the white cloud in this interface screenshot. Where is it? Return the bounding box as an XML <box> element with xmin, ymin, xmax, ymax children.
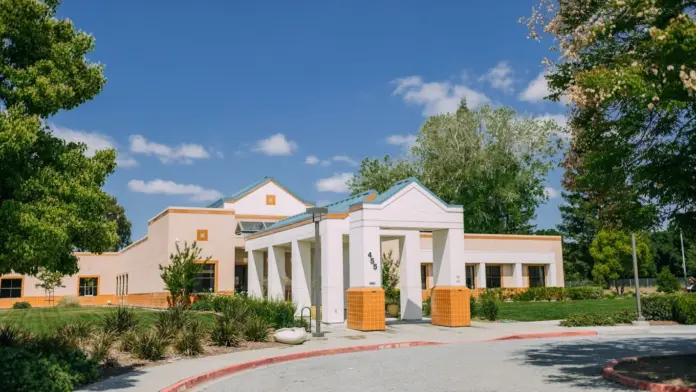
<box><xmin>480</xmin><ymin>61</ymin><xmax>515</xmax><ymax>94</ymax></box>
<box><xmin>520</xmin><ymin>71</ymin><xmax>550</xmax><ymax>102</ymax></box>
<box><xmin>320</xmin><ymin>160</ymin><xmax>331</xmax><ymax>166</ymax></box>
<box><xmin>252</xmin><ymin>133</ymin><xmax>297</xmax><ymax>156</ymax></box>
<box><xmin>544</xmin><ymin>186</ymin><xmax>560</xmax><ymax>200</ymax></box>
<box><xmin>128</xmin><ymin>179</ymin><xmax>222</xmax><ymax>202</ymax></box>
<box><xmin>129</xmin><ymin>135</ymin><xmax>210</xmax><ymax>164</ymax></box>
<box><xmin>49</xmin><ymin>123</ymin><xmax>138</xmax><ymax>168</ymax></box>
<box><xmin>391</xmin><ymin>75</ymin><xmax>490</xmax><ymax>116</ymax></box>
<box><xmin>537</xmin><ymin>113</ymin><xmax>568</xmax><ymax>128</ymax></box>
<box><xmin>305</xmin><ymin>155</ymin><xmax>320</xmax><ymax>165</ymax></box>
<box><xmin>315</xmin><ymin>173</ymin><xmax>353</xmax><ymax>193</ymax></box>
<box><xmin>332</xmin><ymin>155</ymin><xmax>358</xmax><ymax>166</ymax></box>
<box><xmin>386</xmin><ymin>134</ymin><xmax>418</xmax><ymax>150</ymax></box>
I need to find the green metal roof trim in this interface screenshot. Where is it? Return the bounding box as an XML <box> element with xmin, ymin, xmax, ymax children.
<box><xmin>365</xmin><ymin>177</ymin><xmax>462</xmax><ymax>208</ymax></box>
<box><xmin>207</xmin><ymin>176</ymin><xmax>313</xmax><ymax>208</ymax></box>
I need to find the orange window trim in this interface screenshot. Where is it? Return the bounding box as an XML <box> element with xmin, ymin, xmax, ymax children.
<box><xmin>77</xmin><ymin>275</ymin><xmax>100</xmax><ymax>296</ymax></box>
<box><xmin>197</xmin><ymin>229</ymin><xmax>209</xmax><ymax>241</ymax></box>
<box><xmin>0</xmin><ymin>276</ymin><xmax>24</xmax><ymax>298</ymax></box>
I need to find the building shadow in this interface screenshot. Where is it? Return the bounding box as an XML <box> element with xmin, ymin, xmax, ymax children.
<box><xmin>511</xmin><ymin>336</ymin><xmax>696</xmax><ymax>390</ymax></box>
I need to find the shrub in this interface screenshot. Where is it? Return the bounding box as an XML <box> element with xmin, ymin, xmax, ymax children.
<box><xmin>57</xmin><ymin>321</ymin><xmax>94</xmax><ymax>346</ymax></box>
<box><xmin>674</xmin><ymin>295</ymin><xmax>696</xmax><ymax>325</ymax></box>
<box><xmin>190</xmin><ymin>297</ymin><xmax>212</xmax><ymax>311</ymax></box>
<box><xmin>102</xmin><ymin>306</ymin><xmax>139</xmax><ymax>334</ymax></box>
<box><xmin>479</xmin><ymin>293</ymin><xmax>499</xmax><ymax>321</ymax></box>
<box><xmin>210</xmin><ymin>317</ymin><xmax>242</xmax><ymax>347</ymax></box>
<box><xmin>12</xmin><ymin>301</ymin><xmax>31</xmax><ymax>309</ymax></box>
<box><xmin>0</xmin><ymin>325</ymin><xmax>30</xmax><ymax>347</ymax></box>
<box><xmin>565</xmin><ymin>286</ymin><xmax>603</xmax><ymax>300</ymax></box>
<box><xmin>156</xmin><ymin>304</ymin><xmax>192</xmax><ymax>340</ymax></box>
<box><xmin>294</xmin><ymin>316</ymin><xmax>310</xmax><ymax>330</ymax></box>
<box><xmin>657</xmin><ymin>268</ymin><xmax>682</xmax><ymax>294</ymax></box>
<box><xmin>220</xmin><ymin>298</ymin><xmax>251</xmax><ymax>324</ymax></box>
<box><xmin>174</xmin><ymin>320</ymin><xmax>205</xmax><ymax>356</ymax></box>
<box><xmin>57</xmin><ymin>295</ymin><xmax>81</xmax><ymax>308</ymax></box>
<box><xmin>641</xmin><ymin>295</ymin><xmax>677</xmax><ymax>321</ymax></box>
<box><xmin>612</xmin><ymin>309</ymin><xmax>636</xmax><ymax>324</ymax></box>
<box><xmin>88</xmin><ymin>331</ymin><xmax>115</xmax><ymax>363</ymax></box>
<box><xmin>159</xmin><ymin>241</ymin><xmax>208</xmax><ymax>307</ymax></box>
<box><xmin>560</xmin><ymin>313</ymin><xmax>615</xmax><ymax>327</ymax></box>
<box><xmin>132</xmin><ymin>329</ymin><xmax>169</xmax><ymax>361</ymax></box>
<box><xmin>119</xmin><ymin>329</ymin><xmax>139</xmax><ymax>353</ymax></box>
<box><xmin>243</xmin><ymin>315</ymin><xmax>270</xmax><ymax>342</ymax></box>
<box><xmin>422</xmin><ymin>297</ymin><xmax>431</xmax><ymax>317</ymax></box>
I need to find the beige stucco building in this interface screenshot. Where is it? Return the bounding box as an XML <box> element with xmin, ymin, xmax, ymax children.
<box><xmin>0</xmin><ymin>176</ymin><xmax>563</xmax><ymax>329</ymax></box>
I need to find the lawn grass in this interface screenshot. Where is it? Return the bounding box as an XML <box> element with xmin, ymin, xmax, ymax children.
<box><xmin>0</xmin><ymin>306</ymin><xmax>215</xmax><ymax>335</ymax></box>
<box><xmin>497</xmin><ymin>298</ymin><xmax>637</xmax><ymax>321</ymax></box>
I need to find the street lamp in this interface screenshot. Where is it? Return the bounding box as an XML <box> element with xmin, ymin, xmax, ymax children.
<box><xmin>631</xmin><ymin>233</ymin><xmax>646</xmax><ymax>323</ymax></box>
<box><xmin>306</xmin><ymin>207</ymin><xmax>328</xmax><ymax>337</ymax></box>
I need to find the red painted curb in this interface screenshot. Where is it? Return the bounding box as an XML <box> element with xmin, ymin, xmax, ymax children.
<box><xmin>491</xmin><ymin>331</ymin><xmax>598</xmax><ymax>341</ymax></box>
<box><xmin>603</xmin><ymin>355</ymin><xmax>696</xmax><ymax>392</ymax></box>
<box><xmin>160</xmin><ymin>341</ymin><xmax>441</xmax><ymax>392</ymax></box>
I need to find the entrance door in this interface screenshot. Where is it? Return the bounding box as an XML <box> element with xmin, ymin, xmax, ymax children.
<box><xmin>235</xmin><ymin>265</ymin><xmax>248</xmax><ymax>293</ymax></box>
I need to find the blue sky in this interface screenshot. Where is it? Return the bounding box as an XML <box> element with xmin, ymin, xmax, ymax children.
<box><xmin>52</xmin><ymin>1</ymin><xmax>567</xmax><ymax>240</ymax></box>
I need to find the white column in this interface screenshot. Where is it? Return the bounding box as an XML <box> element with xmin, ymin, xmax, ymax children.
<box><xmin>349</xmin><ymin>224</ymin><xmax>381</xmax><ymax>288</ymax></box>
<box><xmin>399</xmin><ymin>231</ymin><xmax>422</xmax><ymax>320</ymax></box>
<box><xmin>291</xmin><ymin>240</ymin><xmax>312</xmax><ymax>314</ymax></box>
<box><xmin>267</xmin><ymin>245</ymin><xmax>285</xmax><ymax>300</ymax></box>
<box><xmin>513</xmin><ymin>263</ymin><xmax>524</xmax><ymax>288</ymax></box>
<box><xmin>548</xmin><ymin>262</ymin><xmax>557</xmax><ymax>286</ymax></box>
<box><xmin>432</xmin><ymin>228</ymin><xmax>466</xmax><ymax>286</ymax></box>
<box><xmin>477</xmin><ymin>263</ymin><xmax>487</xmax><ymax>289</ymax></box>
<box><xmin>248</xmin><ymin>250</ymin><xmax>264</xmax><ymax>297</ymax></box>
<box><xmin>321</xmin><ymin>220</ymin><xmax>345</xmax><ymax>323</ymax></box>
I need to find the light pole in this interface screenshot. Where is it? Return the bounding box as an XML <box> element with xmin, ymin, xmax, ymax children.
<box><xmin>306</xmin><ymin>207</ymin><xmax>327</xmax><ymax>337</ymax></box>
<box><xmin>631</xmin><ymin>233</ymin><xmax>645</xmax><ymax>322</ymax></box>
<box><xmin>680</xmin><ymin>230</ymin><xmax>688</xmax><ymax>290</ymax></box>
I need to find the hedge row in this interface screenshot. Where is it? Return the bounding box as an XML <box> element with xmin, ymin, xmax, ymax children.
<box><xmin>481</xmin><ymin>286</ymin><xmax>603</xmax><ymax>302</ymax></box>
<box><xmin>642</xmin><ymin>294</ymin><xmax>696</xmax><ymax>324</ymax></box>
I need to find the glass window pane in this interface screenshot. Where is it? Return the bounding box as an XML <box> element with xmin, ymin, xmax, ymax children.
<box><xmin>529</xmin><ymin>266</ymin><xmax>545</xmax><ymax>288</ymax></box>
<box><xmin>79</xmin><ymin>277</ymin><xmax>98</xmax><ymax>297</ymax></box>
<box><xmin>486</xmin><ymin>266</ymin><xmax>502</xmax><ymax>288</ymax></box>
<box><xmin>421</xmin><ymin>264</ymin><xmax>427</xmax><ymax>290</ymax></box>
<box><xmin>0</xmin><ymin>279</ymin><xmax>22</xmax><ymax>298</ymax></box>
<box><xmin>193</xmin><ymin>264</ymin><xmax>216</xmax><ymax>293</ymax></box>
<box><xmin>465</xmin><ymin>265</ymin><xmax>476</xmax><ymax>289</ymax></box>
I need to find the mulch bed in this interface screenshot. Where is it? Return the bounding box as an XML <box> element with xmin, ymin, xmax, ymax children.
<box><xmin>614</xmin><ymin>354</ymin><xmax>696</xmax><ymax>388</ymax></box>
<box><xmin>99</xmin><ymin>341</ymin><xmax>283</xmax><ymax>380</ymax></box>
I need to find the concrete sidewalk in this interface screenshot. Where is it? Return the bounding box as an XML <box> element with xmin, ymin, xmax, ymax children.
<box><xmin>78</xmin><ymin>321</ymin><xmax>696</xmax><ymax>392</ymax></box>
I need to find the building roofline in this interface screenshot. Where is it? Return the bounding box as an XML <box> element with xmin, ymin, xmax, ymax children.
<box><xmin>207</xmin><ymin>177</ymin><xmax>314</xmax><ymax>208</ymax></box>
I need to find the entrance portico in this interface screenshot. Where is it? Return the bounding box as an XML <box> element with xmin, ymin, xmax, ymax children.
<box><xmin>244</xmin><ymin>178</ymin><xmax>471</xmax><ymax>331</ymax></box>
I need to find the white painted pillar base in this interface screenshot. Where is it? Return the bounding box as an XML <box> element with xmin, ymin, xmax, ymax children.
<box><xmin>248</xmin><ymin>250</ymin><xmax>264</xmax><ymax>297</ymax></box>
<box><xmin>477</xmin><ymin>262</ymin><xmax>487</xmax><ymax>289</ymax></box>
<box><xmin>432</xmin><ymin>228</ymin><xmax>466</xmax><ymax>286</ymax></box>
<box><xmin>267</xmin><ymin>246</ymin><xmax>285</xmax><ymax>300</ymax></box>
<box><xmin>321</xmin><ymin>220</ymin><xmax>345</xmax><ymax>323</ymax></box>
<box><xmin>513</xmin><ymin>263</ymin><xmax>524</xmax><ymax>288</ymax></box>
<box><xmin>291</xmin><ymin>240</ymin><xmax>312</xmax><ymax>314</ymax></box>
<box><xmin>349</xmin><ymin>225</ymin><xmax>381</xmax><ymax>288</ymax></box>
<box><xmin>399</xmin><ymin>231</ymin><xmax>422</xmax><ymax>320</ymax></box>
<box><xmin>548</xmin><ymin>263</ymin><xmax>557</xmax><ymax>286</ymax></box>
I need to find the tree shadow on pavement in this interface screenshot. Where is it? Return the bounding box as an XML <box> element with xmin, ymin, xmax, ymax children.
<box><xmin>513</xmin><ymin>337</ymin><xmax>696</xmax><ymax>390</ymax></box>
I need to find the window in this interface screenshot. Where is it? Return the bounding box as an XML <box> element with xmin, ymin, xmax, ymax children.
<box><xmin>193</xmin><ymin>263</ymin><xmax>215</xmax><ymax>293</ymax></box>
<box><xmin>421</xmin><ymin>264</ymin><xmax>428</xmax><ymax>290</ymax></box>
<box><xmin>79</xmin><ymin>277</ymin><xmax>98</xmax><ymax>297</ymax></box>
<box><xmin>486</xmin><ymin>266</ymin><xmax>502</xmax><ymax>288</ymax></box>
<box><xmin>266</xmin><ymin>195</ymin><xmax>276</xmax><ymax>205</ymax></box>
<box><xmin>465</xmin><ymin>265</ymin><xmax>476</xmax><ymax>289</ymax></box>
<box><xmin>197</xmin><ymin>229</ymin><xmax>208</xmax><ymax>241</ymax></box>
<box><xmin>0</xmin><ymin>278</ymin><xmax>22</xmax><ymax>298</ymax></box>
<box><xmin>528</xmin><ymin>266</ymin><xmax>546</xmax><ymax>288</ymax></box>
<box><xmin>116</xmin><ymin>276</ymin><xmax>120</xmax><ymax>296</ymax></box>
<box><xmin>125</xmin><ymin>274</ymin><xmax>128</xmax><ymax>295</ymax></box>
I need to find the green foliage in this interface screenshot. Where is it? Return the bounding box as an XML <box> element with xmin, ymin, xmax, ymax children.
<box><xmin>199</xmin><ymin>294</ymin><xmax>297</xmax><ymax>330</ymax></box>
<box><xmin>119</xmin><ymin>329</ymin><xmax>139</xmax><ymax>353</ymax></box>
<box><xmin>612</xmin><ymin>309</ymin><xmax>637</xmax><ymax>324</ymax></box>
<box><xmin>88</xmin><ymin>331</ymin><xmax>114</xmax><ymax>363</ymax></box>
<box><xmin>512</xmin><ymin>287</ymin><xmax>567</xmax><ymax>302</ymax></box>
<box><xmin>642</xmin><ymin>295</ymin><xmax>677</xmax><ymax>321</ymax></box>
<box><xmin>57</xmin><ymin>296</ymin><xmax>81</xmax><ymax>308</ymax></box>
<box><xmin>293</xmin><ymin>316</ymin><xmax>310</xmax><ymax>330</ymax></box>
<box><xmin>381</xmin><ymin>251</ymin><xmax>400</xmax><ymax>302</ymax></box>
<box><xmin>590</xmin><ymin>231</ymin><xmax>652</xmax><ymax>294</ymax></box>
<box><xmin>155</xmin><ymin>304</ymin><xmax>192</xmax><ymax>341</ymax></box>
<box><xmin>132</xmin><ymin>329</ymin><xmax>169</xmax><ymax>361</ymax></box>
<box><xmin>422</xmin><ymin>297</ymin><xmax>431</xmax><ymax>317</ymax></box>
<box><xmin>35</xmin><ymin>267</ymin><xmax>65</xmax><ymax>293</ymax></box>
<box><xmin>565</xmin><ymin>286</ymin><xmax>604</xmax><ymax>300</ymax></box>
<box><xmin>479</xmin><ymin>293</ymin><xmax>499</xmax><ymax>321</ymax></box>
<box><xmin>0</xmin><ymin>331</ymin><xmax>99</xmax><ymax>392</ymax></box>
<box><xmin>105</xmin><ymin>196</ymin><xmax>132</xmax><ymax>251</ymax></box>
<box><xmin>469</xmin><ymin>295</ymin><xmax>478</xmax><ymax>318</ymax></box>
<box><xmin>348</xmin><ymin>103</ymin><xmax>560</xmax><ymax>234</ymax></box>
<box><xmin>56</xmin><ymin>321</ymin><xmax>93</xmax><ymax>346</ymax></box>
<box><xmin>674</xmin><ymin>295</ymin><xmax>696</xmax><ymax>325</ymax></box>
<box><xmin>560</xmin><ymin>313</ymin><xmax>615</xmax><ymax>327</ymax></box>
<box><xmin>657</xmin><ymin>268</ymin><xmax>682</xmax><ymax>294</ymax></box>
<box><xmin>210</xmin><ymin>316</ymin><xmax>242</xmax><ymax>347</ymax></box>
<box><xmin>174</xmin><ymin>320</ymin><xmax>205</xmax><ymax>356</ymax></box>
<box><xmin>243</xmin><ymin>315</ymin><xmax>270</xmax><ymax>342</ymax></box>
<box><xmin>101</xmin><ymin>307</ymin><xmax>140</xmax><ymax>334</ymax></box>
<box><xmin>159</xmin><ymin>241</ymin><xmax>209</xmax><ymax>306</ymax></box>
<box><xmin>12</xmin><ymin>301</ymin><xmax>31</xmax><ymax>309</ymax></box>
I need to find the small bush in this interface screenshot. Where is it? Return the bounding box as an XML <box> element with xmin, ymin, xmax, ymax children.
<box><xmin>88</xmin><ymin>331</ymin><xmax>115</xmax><ymax>363</ymax></box>
<box><xmin>612</xmin><ymin>309</ymin><xmax>636</xmax><ymax>324</ymax></box>
<box><xmin>657</xmin><ymin>268</ymin><xmax>682</xmax><ymax>294</ymax></box>
<box><xmin>174</xmin><ymin>320</ymin><xmax>205</xmax><ymax>356</ymax></box>
<box><xmin>220</xmin><ymin>299</ymin><xmax>251</xmax><ymax>324</ymax></box>
<box><xmin>156</xmin><ymin>304</ymin><xmax>191</xmax><ymax>341</ymax></box>
<box><xmin>57</xmin><ymin>321</ymin><xmax>94</xmax><ymax>346</ymax></box>
<box><xmin>642</xmin><ymin>295</ymin><xmax>677</xmax><ymax>321</ymax></box>
<box><xmin>294</xmin><ymin>316</ymin><xmax>310</xmax><ymax>330</ymax></box>
<box><xmin>422</xmin><ymin>297</ymin><xmax>431</xmax><ymax>317</ymax></box>
<box><xmin>0</xmin><ymin>325</ymin><xmax>30</xmax><ymax>347</ymax></box>
<box><xmin>12</xmin><ymin>301</ymin><xmax>31</xmax><ymax>309</ymax></box>
<box><xmin>243</xmin><ymin>315</ymin><xmax>270</xmax><ymax>342</ymax></box>
<box><xmin>479</xmin><ymin>294</ymin><xmax>499</xmax><ymax>321</ymax></box>
<box><xmin>565</xmin><ymin>286</ymin><xmax>603</xmax><ymax>300</ymax></box>
<box><xmin>210</xmin><ymin>317</ymin><xmax>242</xmax><ymax>347</ymax></box>
<box><xmin>102</xmin><ymin>307</ymin><xmax>139</xmax><ymax>334</ymax></box>
<box><xmin>119</xmin><ymin>329</ymin><xmax>139</xmax><ymax>353</ymax></box>
<box><xmin>57</xmin><ymin>296</ymin><xmax>81</xmax><ymax>308</ymax></box>
<box><xmin>470</xmin><ymin>295</ymin><xmax>479</xmax><ymax>317</ymax></box>
<box><xmin>132</xmin><ymin>329</ymin><xmax>169</xmax><ymax>361</ymax></box>
<box><xmin>674</xmin><ymin>295</ymin><xmax>696</xmax><ymax>325</ymax></box>
<box><xmin>190</xmin><ymin>298</ymin><xmax>212</xmax><ymax>311</ymax></box>
<box><xmin>560</xmin><ymin>313</ymin><xmax>615</xmax><ymax>327</ymax></box>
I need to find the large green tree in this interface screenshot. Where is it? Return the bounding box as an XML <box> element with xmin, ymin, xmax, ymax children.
<box><xmin>106</xmin><ymin>196</ymin><xmax>132</xmax><ymax>251</ymax></box>
<box><xmin>523</xmin><ymin>0</ymin><xmax>696</xmax><ymax>233</ymax></box>
<box><xmin>590</xmin><ymin>230</ymin><xmax>653</xmax><ymax>294</ymax></box>
<box><xmin>0</xmin><ymin>0</ymin><xmax>120</xmax><ymax>275</ymax></box>
<box><xmin>349</xmin><ymin>102</ymin><xmax>560</xmax><ymax>234</ymax></box>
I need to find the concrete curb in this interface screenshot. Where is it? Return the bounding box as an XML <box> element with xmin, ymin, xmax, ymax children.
<box><xmin>490</xmin><ymin>331</ymin><xmax>597</xmax><ymax>341</ymax></box>
<box><xmin>603</xmin><ymin>355</ymin><xmax>696</xmax><ymax>392</ymax></box>
<box><xmin>160</xmin><ymin>341</ymin><xmax>442</xmax><ymax>392</ymax></box>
